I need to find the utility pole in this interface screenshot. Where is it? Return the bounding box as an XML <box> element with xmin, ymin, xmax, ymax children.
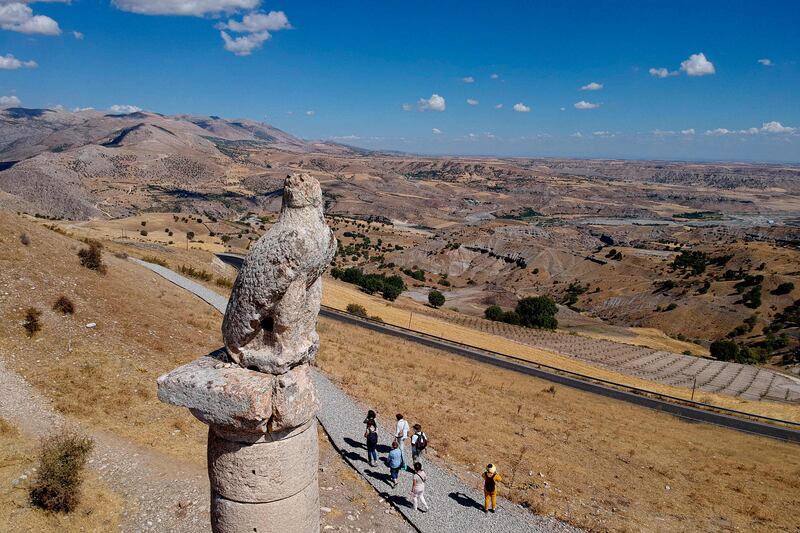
<box><xmin>408</xmin><ymin>312</ymin><xmax>413</xmax><ymax>329</ymax></box>
<box><xmin>691</xmin><ymin>376</ymin><xmax>697</xmax><ymax>401</ymax></box>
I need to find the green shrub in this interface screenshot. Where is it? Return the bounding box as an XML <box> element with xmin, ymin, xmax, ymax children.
<box><xmin>30</xmin><ymin>433</ymin><xmax>94</xmax><ymax>513</ymax></box>
<box><xmin>516</xmin><ymin>296</ymin><xmax>558</xmax><ymax>329</ymax></box>
<box><xmin>140</xmin><ymin>255</ymin><xmax>168</xmax><ymax>267</ymax></box>
<box><xmin>484</xmin><ymin>305</ymin><xmax>504</xmax><ymax>321</ymax></box>
<box><xmin>178</xmin><ymin>265</ymin><xmax>212</xmax><ymax>281</ymax></box>
<box><xmin>139</xmin><ymin>229</ymin><xmax>148</xmax><ymax>236</ymax></box>
<box><xmin>710</xmin><ymin>340</ymin><xmax>739</xmax><ymax>361</ymax></box>
<box><xmin>771</xmin><ymin>282</ymin><xmax>794</xmax><ymax>296</ymax></box>
<box><xmin>428</xmin><ymin>290</ymin><xmax>445</xmax><ymax>308</ymax></box>
<box><xmin>215</xmin><ymin>277</ymin><xmax>233</xmax><ymax>288</ymax></box>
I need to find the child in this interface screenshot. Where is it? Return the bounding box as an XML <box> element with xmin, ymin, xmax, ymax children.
<box><xmin>482</xmin><ymin>463</ymin><xmax>502</xmax><ymax>513</ymax></box>
<box><xmin>410</xmin><ymin>423</ymin><xmax>427</xmax><ymax>462</ymax></box>
<box><xmin>387</xmin><ymin>440</ymin><xmax>404</xmax><ymax>488</ymax></box>
<box><xmin>365</xmin><ymin>421</ymin><xmax>379</xmax><ymax>466</ymax></box>
<box><xmin>410</xmin><ymin>462</ymin><xmax>429</xmax><ymax>512</ymax></box>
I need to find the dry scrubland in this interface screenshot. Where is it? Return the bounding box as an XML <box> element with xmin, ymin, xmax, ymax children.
<box><xmin>0</xmin><ymin>418</ymin><xmax>122</xmax><ymax>532</ymax></box>
<box><xmin>0</xmin><ymin>211</ymin><xmax>218</xmax><ymax>463</ymax></box>
<box><xmin>322</xmin><ymin>279</ymin><xmax>800</xmax><ymax>422</ymax></box>
<box><xmin>316</xmin><ymin>319</ymin><xmax>800</xmax><ymax>532</ymax></box>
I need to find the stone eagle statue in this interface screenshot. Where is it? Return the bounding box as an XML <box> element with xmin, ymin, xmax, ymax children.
<box><xmin>222</xmin><ymin>173</ymin><xmax>336</xmax><ymax>374</ymax></box>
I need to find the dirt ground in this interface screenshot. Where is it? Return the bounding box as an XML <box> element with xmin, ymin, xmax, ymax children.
<box><xmin>315</xmin><ymin>318</ymin><xmax>800</xmax><ymax>533</ymax></box>
<box><xmin>0</xmin><ymin>418</ymin><xmax>122</xmax><ymax>533</ymax></box>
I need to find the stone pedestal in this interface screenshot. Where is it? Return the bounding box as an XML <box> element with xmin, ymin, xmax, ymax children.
<box><xmin>157</xmin><ymin>353</ymin><xmax>320</xmax><ymax>533</ymax></box>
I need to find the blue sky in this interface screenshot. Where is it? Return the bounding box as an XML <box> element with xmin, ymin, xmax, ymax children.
<box><xmin>1</xmin><ymin>0</ymin><xmax>799</xmax><ymax>161</ymax></box>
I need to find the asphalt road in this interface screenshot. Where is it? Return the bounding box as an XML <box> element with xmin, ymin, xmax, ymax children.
<box><xmin>215</xmin><ymin>252</ymin><xmax>800</xmax><ymax>444</ymax></box>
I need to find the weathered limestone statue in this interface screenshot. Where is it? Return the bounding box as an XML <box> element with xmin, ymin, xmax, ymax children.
<box><xmin>158</xmin><ymin>173</ymin><xmax>336</xmax><ymax>533</ymax></box>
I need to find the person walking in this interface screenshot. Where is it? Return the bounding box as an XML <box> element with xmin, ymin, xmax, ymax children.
<box><xmin>410</xmin><ymin>423</ymin><xmax>428</xmax><ymax>462</ymax></box>
<box><xmin>482</xmin><ymin>463</ymin><xmax>502</xmax><ymax>514</ymax></box>
<box><xmin>364</xmin><ymin>421</ymin><xmax>379</xmax><ymax>466</ymax></box>
<box><xmin>387</xmin><ymin>440</ymin><xmax>404</xmax><ymax>488</ymax></box>
<box><xmin>410</xmin><ymin>462</ymin><xmax>429</xmax><ymax>512</ymax></box>
<box><xmin>395</xmin><ymin>413</ymin><xmax>410</xmax><ymax>464</ymax></box>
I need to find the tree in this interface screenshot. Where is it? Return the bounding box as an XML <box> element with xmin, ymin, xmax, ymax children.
<box><xmin>772</xmin><ymin>282</ymin><xmax>795</xmax><ymax>296</ymax></box>
<box><xmin>428</xmin><ymin>290</ymin><xmax>445</xmax><ymax>308</ymax></box>
<box><xmin>710</xmin><ymin>339</ymin><xmax>739</xmax><ymax>361</ymax></box>
<box><xmin>186</xmin><ymin>231</ymin><xmax>195</xmax><ymax>250</ymax></box>
<box><xmin>516</xmin><ymin>296</ymin><xmax>558</xmax><ymax>329</ymax></box>
<box><xmin>484</xmin><ymin>305</ymin><xmax>504</xmax><ymax>321</ymax></box>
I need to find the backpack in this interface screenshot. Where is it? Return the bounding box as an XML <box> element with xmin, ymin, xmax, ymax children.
<box><xmin>484</xmin><ymin>473</ymin><xmax>496</xmax><ymax>493</ymax></box>
<box><xmin>367</xmin><ymin>431</ymin><xmax>378</xmax><ymax>447</ymax></box>
<box><xmin>415</xmin><ymin>432</ymin><xmax>428</xmax><ymax>451</ymax></box>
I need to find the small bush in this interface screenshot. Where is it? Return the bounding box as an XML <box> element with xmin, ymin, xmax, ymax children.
<box><xmin>52</xmin><ymin>296</ymin><xmax>75</xmax><ymax>315</ymax></box>
<box><xmin>140</xmin><ymin>221</ymin><xmax>146</xmax><ymax>227</ymax></box>
<box><xmin>141</xmin><ymin>255</ymin><xmax>168</xmax><ymax>267</ymax></box>
<box><xmin>20</xmin><ymin>233</ymin><xmax>30</xmax><ymax>245</ymax></box>
<box><xmin>664</xmin><ymin>303</ymin><xmax>678</xmax><ymax>312</ymax></box>
<box><xmin>177</xmin><ymin>264</ymin><xmax>212</xmax><ymax>281</ymax></box>
<box><xmin>29</xmin><ymin>433</ymin><xmax>94</xmax><ymax>513</ymax></box>
<box><xmin>710</xmin><ymin>339</ymin><xmax>739</xmax><ymax>361</ymax></box>
<box><xmin>369</xmin><ymin>315</ymin><xmax>384</xmax><ymax>323</ymax></box>
<box><xmin>113</xmin><ymin>251</ymin><xmax>128</xmax><ymax>260</ymax></box>
<box><xmin>139</xmin><ymin>229</ymin><xmax>148</xmax><ymax>236</ymax></box>
<box><xmin>484</xmin><ymin>305</ymin><xmax>504</xmax><ymax>321</ymax></box>
<box><xmin>772</xmin><ymin>282</ymin><xmax>795</xmax><ymax>296</ymax></box>
<box><xmin>428</xmin><ymin>290</ymin><xmax>445</xmax><ymax>308</ymax></box>
<box><xmin>23</xmin><ymin>307</ymin><xmax>42</xmax><ymax>337</ymax></box>
<box><xmin>77</xmin><ymin>240</ymin><xmax>105</xmax><ymax>273</ymax></box>
<box><xmin>346</xmin><ymin>303</ymin><xmax>368</xmax><ymax>318</ymax></box>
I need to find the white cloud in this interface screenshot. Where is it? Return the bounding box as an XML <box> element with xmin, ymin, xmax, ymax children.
<box><xmin>461</xmin><ymin>76</ymin><xmax>474</xmax><ymax>83</ymax></box>
<box><xmin>401</xmin><ymin>103</ymin><xmax>412</xmax><ymax>112</ymax></box>
<box><xmin>494</xmin><ymin>103</ymin><xmax>503</xmax><ymax>109</ymax></box>
<box><xmin>681</xmin><ymin>128</ymin><xmax>695</xmax><ymax>135</ymax></box>
<box><xmin>648</xmin><ymin>67</ymin><xmax>677</xmax><ymax>78</ymax></box>
<box><xmin>0</xmin><ymin>3</ymin><xmax>60</xmax><ymax>35</ymax></box>
<box><xmin>490</xmin><ymin>73</ymin><xmax>499</xmax><ymax>79</ymax></box>
<box><xmin>432</xmin><ymin>128</ymin><xmax>442</xmax><ymax>134</ymax></box>
<box><xmin>109</xmin><ymin>104</ymin><xmax>142</xmax><ymax>113</ymax></box>
<box><xmin>680</xmin><ymin>52</ymin><xmax>715</xmax><ymax>76</ymax></box>
<box><xmin>0</xmin><ymin>53</ymin><xmax>36</xmax><ymax>69</ymax></box>
<box><xmin>220</xmin><ymin>30</ymin><xmax>269</xmax><ymax>55</ymax></box>
<box><xmin>112</xmin><ymin>0</ymin><xmax>259</xmax><ymax>16</ymax></box>
<box><xmin>580</xmin><ymin>81</ymin><xmax>603</xmax><ymax>91</ymax></box>
<box><xmin>512</xmin><ymin>102</ymin><xmax>530</xmax><ymax>113</ymax></box>
<box><xmin>73</xmin><ymin>106</ymin><xmax>94</xmax><ymax>112</ymax></box>
<box><xmin>652</xmin><ymin>129</ymin><xmax>675</xmax><ymax>136</ymax></box>
<box><xmin>757</xmin><ymin>58</ymin><xmax>773</xmax><ymax>66</ymax></box>
<box><xmin>466</xmin><ymin>98</ymin><xmax>479</xmax><ymax>106</ymax></box>
<box><xmin>418</xmin><ymin>94</ymin><xmax>445</xmax><ymax>112</ymax></box>
<box><xmin>570</xmin><ymin>132</ymin><xmax>583</xmax><ymax>138</ymax></box>
<box><xmin>760</xmin><ymin>121</ymin><xmax>794</xmax><ymax>134</ymax></box>
<box><xmin>305</xmin><ymin>110</ymin><xmax>315</xmax><ymax>116</ymax></box>
<box><xmin>593</xmin><ymin>130</ymin><xmax>610</xmax><ymax>136</ymax></box>
<box><xmin>72</xmin><ymin>30</ymin><xmax>83</xmax><ymax>39</ymax></box>
<box><xmin>705</xmin><ymin>122</ymin><xmax>795</xmax><ymax>137</ymax></box>
<box><xmin>217</xmin><ymin>10</ymin><xmax>290</xmax><ymax>32</ymax></box>
<box><xmin>574</xmin><ymin>100</ymin><xmax>600</xmax><ymax>110</ymax></box>
<box><xmin>0</xmin><ymin>95</ymin><xmax>21</xmax><ymax>107</ymax></box>
<box><xmin>559</xmin><ymin>107</ymin><xmax>565</xmax><ymax>111</ymax></box>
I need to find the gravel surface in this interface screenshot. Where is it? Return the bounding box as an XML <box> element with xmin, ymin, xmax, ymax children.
<box><xmin>135</xmin><ymin>258</ymin><xmax>578</xmax><ymax>532</ymax></box>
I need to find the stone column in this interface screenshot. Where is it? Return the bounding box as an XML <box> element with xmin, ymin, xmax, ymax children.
<box><xmin>158</xmin><ymin>174</ymin><xmax>336</xmax><ymax>533</ymax></box>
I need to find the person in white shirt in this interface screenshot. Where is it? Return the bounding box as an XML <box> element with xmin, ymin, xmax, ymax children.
<box><xmin>395</xmin><ymin>413</ymin><xmax>410</xmax><ymax>463</ymax></box>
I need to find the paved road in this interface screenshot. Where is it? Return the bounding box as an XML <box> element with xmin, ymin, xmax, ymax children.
<box><xmin>132</xmin><ymin>258</ymin><xmax>578</xmax><ymax>532</ymax></box>
<box><xmin>212</xmin><ymin>254</ymin><xmax>800</xmax><ymax>444</ymax></box>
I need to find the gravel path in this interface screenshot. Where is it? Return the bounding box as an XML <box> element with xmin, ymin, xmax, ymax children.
<box><xmin>0</xmin><ymin>358</ymin><xmax>210</xmax><ymax>533</ymax></box>
<box><xmin>133</xmin><ymin>258</ymin><xmax>578</xmax><ymax>532</ymax></box>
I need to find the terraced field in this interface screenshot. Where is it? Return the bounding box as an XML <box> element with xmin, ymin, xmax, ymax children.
<box><xmin>436</xmin><ymin>313</ymin><xmax>800</xmax><ymax>403</ymax></box>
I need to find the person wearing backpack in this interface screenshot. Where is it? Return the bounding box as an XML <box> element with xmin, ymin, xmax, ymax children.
<box><xmin>410</xmin><ymin>462</ymin><xmax>429</xmax><ymax>512</ymax></box>
<box><xmin>387</xmin><ymin>440</ymin><xmax>404</xmax><ymax>488</ymax></box>
<box><xmin>410</xmin><ymin>423</ymin><xmax>428</xmax><ymax>461</ymax></box>
<box><xmin>364</xmin><ymin>421</ymin><xmax>379</xmax><ymax>466</ymax></box>
<box><xmin>482</xmin><ymin>463</ymin><xmax>502</xmax><ymax>514</ymax></box>
<box><xmin>363</xmin><ymin>409</ymin><xmax>377</xmax><ymax>432</ymax></box>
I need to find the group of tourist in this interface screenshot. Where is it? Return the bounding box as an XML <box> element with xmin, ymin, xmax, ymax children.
<box><xmin>362</xmin><ymin>410</ymin><xmax>502</xmax><ymax>514</ymax></box>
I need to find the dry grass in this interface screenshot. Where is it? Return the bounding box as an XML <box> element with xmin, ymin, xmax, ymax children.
<box><xmin>322</xmin><ymin>279</ymin><xmax>800</xmax><ymax>422</ymax></box>
<box><xmin>0</xmin><ymin>418</ymin><xmax>122</xmax><ymax>532</ymax></box>
<box><xmin>0</xmin><ymin>211</ymin><xmax>215</xmax><ymax>464</ymax></box>
<box><xmin>315</xmin><ymin>318</ymin><xmax>800</xmax><ymax>532</ymax></box>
